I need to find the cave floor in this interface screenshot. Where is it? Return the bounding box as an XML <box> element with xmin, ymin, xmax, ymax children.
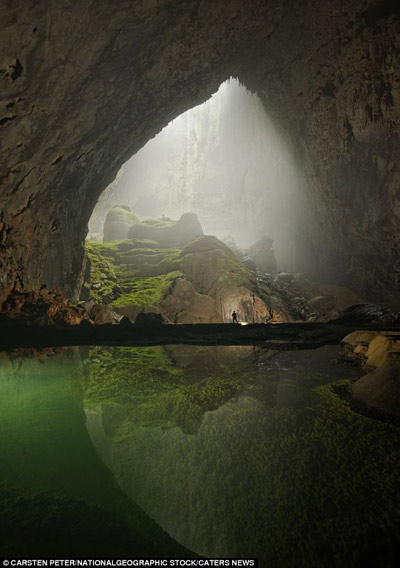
<box><xmin>1</xmin><ymin>320</ymin><xmax>399</xmax><ymax>349</ymax></box>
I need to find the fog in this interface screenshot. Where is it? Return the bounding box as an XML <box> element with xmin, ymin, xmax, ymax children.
<box><xmin>89</xmin><ymin>79</ymin><xmax>306</xmax><ymax>270</ymax></box>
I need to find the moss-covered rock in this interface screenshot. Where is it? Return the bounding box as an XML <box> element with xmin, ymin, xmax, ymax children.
<box><xmin>103</xmin><ymin>206</ymin><xmax>140</xmax><ymax>242</ymax></box>
<box><xmin>180</xmin><ymin>235</ymin><xmax>274</xmax><ymax>323</ymax></box>
<box><xmin>85</xmin><ymin>225</ymin><xmax>277</xmax><ymax>323</ymax></box>
<box><xmin>128</xmin><ymin>212</ymin><xmax>203</xmax><ymax>248</ymax></box>
<box><xmin>84</xmin><ymin>345</ymin><xmax>256</xmax><ymax>436</ymax></box>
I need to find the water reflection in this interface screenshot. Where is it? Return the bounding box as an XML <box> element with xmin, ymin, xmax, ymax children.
<box><xmin>83</xmin><ymin>345</ymin><xmax>400</xmax><ymax>566</ymax></box>
<box><xmin>0</xmin><ymin>347</ymin><xmax>190</xmax><ymax>558</ymax></box>
<box><xmin>1</xmin><ymin>345</ymin><xmax>400</xmax><ymax>565</ymax></box>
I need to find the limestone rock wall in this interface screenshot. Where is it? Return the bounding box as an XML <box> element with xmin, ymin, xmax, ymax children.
<box><xmin>241</xmin><ymin>1</ymin><xmax>400</xmax><ymax>299</ymax></box>
<box><xmin>1</xmin><ymin>0</ymin><xmax>400</xmax><ymax>301</ymax></box>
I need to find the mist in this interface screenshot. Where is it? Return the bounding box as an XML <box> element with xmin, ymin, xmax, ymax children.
<box><xmin>89</xmin><ymin>78</ymin><xmax>306</xmax><ymax>271</ymax></box>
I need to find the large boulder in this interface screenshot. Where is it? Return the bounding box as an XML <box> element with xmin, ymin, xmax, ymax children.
<box><xmin>128</xmin><ymin>212</ymin><xmax>203</xmax><ymax>247</ymax></box>
<box><xmin>336</xmin><ymin>304</ymin><xmax>400</xmax><ymax>325</ymax></box>
<box><xmin>103</xmin><ymin>206</ymin><xmax>139</xmax><ymax>242</ymax></box>
<box><xmin>135</xmin><ymin>311</ymin><xmax>165</xmax><ymax>325</ymax></box>
<box><xmin>349</xmin><ymin>357</ymin><xmax>400</xmax><ymax>417</ymax></box>
<box><xmin>307</xmin><ymin>295</ymin><xmax>338</xmax><ymax>320</ymax></box>
<box><xmin>90</xmin><ymin>304</ymin><xmax>115</xmax><ymax>325</ymax></box>
<box><xmin>244</xmin><ymin>235</ymin><xmax>277</xmax><ymax>274</ymax></box>
<box><xmin>180</xmin><ymin>235</ymin><xmax>275</xmax><ymax>323</ymax></box>
<box><xmin>160</xmin><ymin>277</ymin><xmax>217</xmax><ymax>323</ymax></box>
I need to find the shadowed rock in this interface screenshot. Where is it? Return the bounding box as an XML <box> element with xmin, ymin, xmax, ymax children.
<box><xmin>244</xmin><ymin>235</ymin><xmax>277</xmax><ymax>274</ymax></box>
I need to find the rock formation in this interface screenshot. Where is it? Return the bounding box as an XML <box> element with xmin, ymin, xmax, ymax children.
<box><xmin>342</xmin><ymin>327</ymin><xmax>400</xmax><ymax>417</ymax></box>
<box><xmin>349</xmin><ymin>357</ymin><xmax>400</xmax><ymax>417</ymax></box>
<box><xmin>1</xmin><ymin>2</ymin><xmax>400</xmax><ymax>306</ymax></box>
<box><xmin>103</xmin><ymin>206</ymin><xmax>139</xmax><ymax>242</ymax></box>
<box><xmin>128</xmin><ymin>212</ymin><xmax>203</xmax><ymax>248</ymax></box>
<box><xmin>85</xmin><ymin>229</ymin><xmax>277</xmax><ymax>324</ymax></box>
<box><xmin>88</xmin><ymin>79</ymin><xmax>303</xmax><ymax>265</ymax></box>
<box><xmin>85</xmin><ymin>211</ymin><xmax>366</xmax><ymax>324</ymax></box>
<box><xmin>243</xmin><ymin>235</ymin><xmax>277</xmax><ymax>274</ymax></box>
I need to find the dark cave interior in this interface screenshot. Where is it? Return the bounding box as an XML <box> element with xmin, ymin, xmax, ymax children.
<box><xmin>2</xmin><ymin>1</ymin><xmax>400</xmax><ymax>564</ymax></box>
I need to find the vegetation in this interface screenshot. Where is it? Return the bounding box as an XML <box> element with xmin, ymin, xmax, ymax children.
<box><xmin>141</xmin><ymin>217</ymin><xmax>175</xmax><ymax>228</ymax></box>
<box><xmin>84</xmin><ymin>346</ymin><xmax>253</xmax><ymax>436</ymax></box>
<box><xmin>0</xmin><ymin>352</ymin><xmax>193</xmax><ymax>558</ymax></box>
<box><xmin>94</xmin><ymin>367</ymin><xmax>400</xmax><ymax>567</ymax></box>
<box><xmin>105</xmin><ymin>206</ymin><xmax>140</xmax><ymax>225</ymax></box>
<box><xmin>112</xmin><ymin>271</ymin><xmax>183</xmax><ymax>308</ymax></box>
<box><xmin>3</xmin><ymin>345</ymin><xmax>400</xmax><ymax>564</ymax></box>
<box><xmin>85</xmin><ymin>241</ymin><xmax>121</xmax><ymax>302</ymax></box>
<box><xmin>180</xmin><ymin>235</ymin><xmax>256</xmax><ymax>289</ymax></box>
<box><xmin>85</xmin><ymin>240</ymin><xmax>183</xmax><ymax>307</ymax></box>
<box><xmin>85</xmin><ymin>231</ymin><xmax>271</xmax><ymax>319</ymax></box>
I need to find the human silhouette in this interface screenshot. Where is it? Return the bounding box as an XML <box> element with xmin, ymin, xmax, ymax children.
<box><xmin>232</xmin><ymin>310</ymin><xmax>239</xmax><ymax>324</ymax></box>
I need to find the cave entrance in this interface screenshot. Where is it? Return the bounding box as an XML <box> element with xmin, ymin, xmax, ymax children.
<box><xmin>88</xmin><ymin>78</ymin><xmax>304</xmax><ymax>268</ymax></box>
<box><xmin>84</xmin><ymin>79</ymin><xmax>314</xmax><ymax>324</ymax></box>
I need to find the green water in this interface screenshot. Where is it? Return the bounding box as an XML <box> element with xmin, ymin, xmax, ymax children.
<box><xmin>1</xmin><ymin>345</ymin><xmax>400</xmax><ymax>566</ymax></box>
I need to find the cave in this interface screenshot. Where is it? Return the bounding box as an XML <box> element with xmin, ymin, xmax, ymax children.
<box><xmin>2</xmin><ymin>0</ymin><xmax>400</xmax><ymax>564</ymax></box>
<box><xmin>85</xmin><ymin>78</ymin><xmax>311</xmax><ymax>325</ymax></box>
<box><xmin>1</xmin><ymin>1</ymin><xmax>400</xmax><ymax>305</ymax></box>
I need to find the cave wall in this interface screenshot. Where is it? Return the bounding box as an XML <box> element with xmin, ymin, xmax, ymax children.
<box><xmin>1</xmin><ymin>0</ymin><xmax>400</xmax><ymax>302</ymax></box>
<box><xmin>240</xmin><ymin>0</ymin><xmax>400</xmax><ymax>299</ymax></box>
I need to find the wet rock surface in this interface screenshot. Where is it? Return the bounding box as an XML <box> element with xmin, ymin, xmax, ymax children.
<box><xmin>257</xmin><ymin>272</ymin><xmax>362</xmax><ymax>323</ymax></box>
<box><xmin>342</xmin><ymin>323</ymin><xmax>400</xmax><ymax>418</ymax></box>
<box><xmin>337</xmin><ymin>303</ymin><xmax>400</xmax><ymax>324</ymax></box>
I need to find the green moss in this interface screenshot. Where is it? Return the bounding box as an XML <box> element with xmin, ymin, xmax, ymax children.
<box><xmin>186</xmin><ymin>376</ymin><xmax>242</xmax><ymax>410</ymax></box>
<box><xmin>118</xmin><ymin>248</ymin><xmax>182</xmax><ymax>275</ymax></box>
<box><xmin>114</xmin><ymin>239</ymin><xmax>159</xmax><ymax>252</ymax></box>
<box><xmin>85</xmin><ymin>239</ymin><xmax>183</xmax><ymax>305</ymax></box>
<box><xmin>84</xmin><ymin>347</ymin><xmax>253</xmax><ymax>437</ymax></box>
<box><xmin>85</xmin><ymin>232</ymin><xmax>264</xmax><ymax>312</ymax></box>
<box><xmin>85</xmin><ymin>241</ymin><xmax>121</xmax><ymax>302</ymax></box>
<box><xmin>0</xmin><ymin>482</ymin><xmax>167</xmax><ymax>558</ymax></box>
<box><xmin>141</xmin><ymin>217</ymin><xmax>175</xmax><ymax>228</ymax></box>
<box><xmin>85</xmin><ymin>346</ymin><xmax>189</xmax><ymax>435</ymax></box>
<box><xmin>216</xmin><ymin>252</ymin><xmax>254</xmax><ymax>288</ymax></box>
<box><xmin>111</xmin><ymin>271</ymin><xmax>182</xmax><ymax>308</ymax></box>
<box><xmin>102</xmin><ymin>367</ymin><xmax>400</xmax><ymax>566</ymax></box>
<box><xmin>106</xmin><ymin>207</ymin><xmax>139</xmax><ymax>225</ymax></box>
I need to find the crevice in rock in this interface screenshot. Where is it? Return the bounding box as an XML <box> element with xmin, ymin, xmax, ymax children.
<box><xmin>10</xmin><ymin>59</ymin><xmax>23</xmax><ymax>81</ymax></box>
<box><xmin>0</xmin><ymin>115</ymin><xmax>17</xmax><ymax>127</ymax></box>
<box><xmin>51</xmin><ymin>155</ymin><xmax>64</xmax><ymax>166</ymax></box>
